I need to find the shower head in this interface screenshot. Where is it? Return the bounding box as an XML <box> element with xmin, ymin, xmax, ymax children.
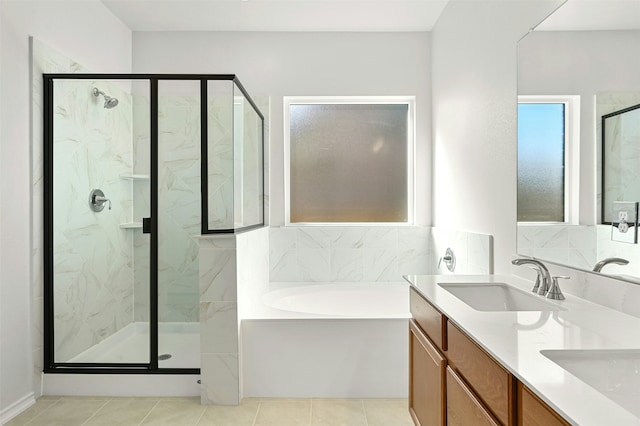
<box><xmin>93</xmin><ymin>87</ymin><xmax>119</xmax><ymax>109</ymax></box>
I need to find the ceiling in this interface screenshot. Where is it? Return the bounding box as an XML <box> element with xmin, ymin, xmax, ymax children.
<box><xmin>536</xmin><ymin>0</ymin><xmax>640</xmax><ymax>31</ymax></box>
<box><xmin>100</xmin><ymin>0</ymin><xmax>640</xmax><ymax>32</ymax></box>
<box><xmin>100</xmin><ymin>0</ymin><xmax>450</xmax><ymax>32</ymax></box>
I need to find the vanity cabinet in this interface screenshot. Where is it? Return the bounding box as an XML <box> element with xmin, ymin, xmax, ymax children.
<box><xmin>447</xmin><ymin>322</ymin><xmax>515</xmax><ymax>425</ymax></box>
<box><xmin>446</xmin><ymin>366</ymin><xmax>499</xmax><ymax>426</ymax></box>
<box><xmin>409</xmin><ymin>287</ymin><xmax>568</xmax><ymax>426</ymax></box>
<box><xmin>517</xmin><ymin>382</ymin><xmax>570</xmax><ymax>426</ymax></box>
<box><xmin>409</xmin><ymin>319</ymin><xmax>446</xmax><ymax>426</ymax></box>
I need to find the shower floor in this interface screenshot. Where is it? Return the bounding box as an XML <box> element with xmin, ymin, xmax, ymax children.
<box><xmin>68</xmin><ymin>322</ymin><xmax>200</xmax><ymax>369</ymax></box>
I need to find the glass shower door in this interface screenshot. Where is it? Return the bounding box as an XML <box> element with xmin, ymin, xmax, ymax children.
<box><xmin>156</xmin><ymin>79</ymin><xmax>202</xmax><ymax>369</ymax></box>
<box><xmin>47</xmin><ymin>78</ymin><xmax>151</xmax><ymax>366</ymax></box>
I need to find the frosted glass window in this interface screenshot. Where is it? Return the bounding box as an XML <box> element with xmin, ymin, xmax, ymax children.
<box><xmin>287</xmin><ymin>101</ymin><xmax>411</xmax><ymax>223</ymax></box>
<box><xmin>517</xmin><ymin>103</ymin><xmax>565</xmax><ymax>222</ymax></box>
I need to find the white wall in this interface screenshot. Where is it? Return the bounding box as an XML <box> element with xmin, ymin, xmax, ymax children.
<box><xmin>430</xmin><ymin>0</ymin><xmax>564</xmax><ymax>275</ymax></box>
<box><xmin>132</xmin><ymin>31</ymin><xmax>432</xmax><ymax>226</ymax></box>
<box><xmin>0</xmin><ymin>0</ymin><xmax>131</xmax><ymax>418</ymax></box>
<box><xmin>518</xmin><ymin>30</ymin><xmax>640</xmax><ymax>225</ymax></box>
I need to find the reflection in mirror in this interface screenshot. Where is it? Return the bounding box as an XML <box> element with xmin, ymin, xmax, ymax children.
<box><xmin>603</xmin><ymin>104</ymin><xmax>640</xmax><ymax>223</ymax></box>
<box><xmin>517</xmin><ymin>0</ymin><xmax>640</xmax><ymax>282</ymax></box>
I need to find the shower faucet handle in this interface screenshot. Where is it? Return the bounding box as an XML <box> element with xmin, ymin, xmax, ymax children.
<box><xmin>89</xmin><ymin>189</ymin><xmax>111</xmax><ymax>212</ymax></box>
<box><xmin>95</xmin><ymin>196</ymin><xmax>112</xmax><ymax>210</ymax></box>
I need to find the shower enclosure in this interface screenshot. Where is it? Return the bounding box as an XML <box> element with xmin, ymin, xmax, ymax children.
<box><xmin>43</xmin><ymin>74</ymin><xmax>264</xmax><ymax>373</ymax></box>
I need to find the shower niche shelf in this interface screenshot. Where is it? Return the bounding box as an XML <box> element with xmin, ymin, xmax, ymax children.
<box><xmin>120</xmin><ymin>174</ymin><xmax>147</xmax><ymax>230</ymax></box>
<box><xmin>120</xmin><ymin>222</ymin><xmax>143</xmax><ymax>229</ymax></box>
<box><xmin>119</xmin><ymin>173</ymin><xmax>149</xmax><ymax>180</ymax></box>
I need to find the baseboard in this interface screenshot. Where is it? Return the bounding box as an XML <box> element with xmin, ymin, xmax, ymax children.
<box><xmin>0</xmin><ymin>392</ymin><xmax>36</xmax><ymax>425</ymax></box>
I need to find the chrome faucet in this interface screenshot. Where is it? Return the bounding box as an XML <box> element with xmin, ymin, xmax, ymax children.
<box><xmin>592</xmin><ymin>257</ymin><xmax>629</xmax><ymax>272</ymax></box>
<box><xmin>512</xmin><ymin>258</ymin><xmax>552</xmax><ymax>296</ymax></box>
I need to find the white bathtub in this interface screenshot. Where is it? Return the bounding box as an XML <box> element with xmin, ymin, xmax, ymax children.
<box><xmin>241</xmin><ymin>282</ymin><xmax>410</xmax><ymax>398</ymax></box>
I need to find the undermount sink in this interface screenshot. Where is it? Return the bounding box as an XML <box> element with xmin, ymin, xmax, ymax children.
<box><xmin>438</xmin><ymin>282</ymin><xmax>565</xmax><ymax>312</ymax></box>
<box><xmin>541</xmin><ymin>349</ymin><xmax>640</xmax><ymax>417</ymax></box>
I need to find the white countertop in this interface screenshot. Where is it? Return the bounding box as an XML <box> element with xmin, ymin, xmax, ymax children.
<box><xmin>405</xmin><ymin>274</ymin><xmax>640</xmax><ymax>426</ymax></box>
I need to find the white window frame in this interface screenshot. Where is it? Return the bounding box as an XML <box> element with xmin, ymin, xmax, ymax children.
<box><xmin>517</xmin><ymin>95</ymin><xmax>580</xmax><ymax>225</ymax></box>
<box><xmin>283</xmin><ymin>96</ymin><xmax>416</xmax><ymax>226</ymax></box>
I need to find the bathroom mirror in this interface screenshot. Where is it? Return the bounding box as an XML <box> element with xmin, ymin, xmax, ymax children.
<box><xmin>517</xmin><ymin>0</ymin><xmax>640</xmax><ymax>281</ymax></box>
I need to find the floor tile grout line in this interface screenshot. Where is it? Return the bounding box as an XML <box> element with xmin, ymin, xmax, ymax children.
<box><xmin>251</xmin><ymin>399</ymin><xmax>262</xmax><ymax>426</ymax></box>
<box><xmin>194</xmin><ymin>401</ymin><xmax>207</xmax><ymax>426</ymax></box>
<box><xmin>137</xmin><ymin>399</ymin><xmax>161</xmax><ymax>426</ymax></box>
<box><xmin>361</xmin><ymin>399</ymin><xmax>369</xmax><ymax>426</ymax></box>
<box><xmin>79</xmin><ymin>399</ymin><xmax>111</xmax><ymax>426</ymax></box>
<box><xmin>23</xmin><ymin>397</ymin><xmax>62</xmax><ymax>425</ymax></box>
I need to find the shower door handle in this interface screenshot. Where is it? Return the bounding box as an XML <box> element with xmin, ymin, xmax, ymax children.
<box><xmin>142</xmin><ymin>217</ymin><xmax>152</xmax><ymax>234</ymax></box>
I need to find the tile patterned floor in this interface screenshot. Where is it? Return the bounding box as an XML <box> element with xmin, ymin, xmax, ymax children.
<box><xmin>6</xmin><ymin>397</ymin><xmax>414</xmax><ymax>426</ymax></box>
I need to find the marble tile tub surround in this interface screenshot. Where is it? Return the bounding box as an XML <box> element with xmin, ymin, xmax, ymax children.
<box><xmin>269</xmin><ymin>226</ymin><xmax>493</xmax><ymax>283</ymax></box>
<box><xmin>269</xmin><ymin>226</ymin><xmax>432</xmax><ymax>282</ymax></box>
<box><xmin>431</xmin><ymin>227</ymin><xmax>493</xmax><ymax>275</ymax></box>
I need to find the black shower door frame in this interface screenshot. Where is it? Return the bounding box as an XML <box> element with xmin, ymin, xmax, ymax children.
<box><xmin>43</xmin><ymin>73</ymin><xmax>263</xmax><ymax>374</ymax></box>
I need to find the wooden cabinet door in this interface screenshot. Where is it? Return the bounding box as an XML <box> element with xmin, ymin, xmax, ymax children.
<box><xmin>410</xmin><ymin>287</ymin><xmax>447</xmax><ymax>352</ymax></box>
<box><xmin>409</xmin><ymin>319</ymin><xmax>446</xmax><ymax>426</ymax></box>
<box><xmin>517</xmin><ymin>382</ymin><xmax>570</xmax><ymax>426</ymax></box>
<box><xmin>447</xmin><ymin>366</ymin><xmax>500</xmax><ymax>426</ymax></box>
<box><xmin>447</xmin><ymin>322</ymin><xmax>515</xmax><ymax>425</ymax></box>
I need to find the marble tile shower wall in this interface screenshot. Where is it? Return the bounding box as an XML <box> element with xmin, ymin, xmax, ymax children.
<box><xmin>597</xmin><ymin>91</ymin><xmax>640</xmax><ymax>219</ymax></box>
<box><xmin>32</xmin><ymin>39</ymin><xmax>136</xmax><ymax>362</ymax></box>
<box><xmin>517</xmin><ymin>224</ymin><xmax>597</xmax><ymax>271</ymax></box>
<box><xmin>269</xmin><ymin>226</ymin><xmax>433</xmax><ymax>282</ymax></box>
<box><xmin>156</xmin><ymin>93</ymin><xmax>201</xmax><ymax>322</ymax></box>
<box><xmin>206</xmin><ymin>95</ymin><xmax>234</xmax><ymax>230</ymax></box>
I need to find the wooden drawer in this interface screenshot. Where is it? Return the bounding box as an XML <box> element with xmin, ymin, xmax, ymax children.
<box><xmin>410</xmin><ymin>287</ymin><xmax>447</xmax><ymax>352</ymax></box>
<box><xmin>409</xmin><ymin>319</ymin><xmax>446</xmax><ymax>426</ymax></box>
<box><xmin>447</xmin><ymin>366</ymin><xmax>500</xmax><ymax>426</ymax></box>
<box><xmin>517</xmin><ymin>382</ymin><xmax>570</xmax><ymax>426</ymax></box>
<box><xmin>447</xmin><ymin>322</ymin><xmax>515</xmax><ymax>425</ymax></box>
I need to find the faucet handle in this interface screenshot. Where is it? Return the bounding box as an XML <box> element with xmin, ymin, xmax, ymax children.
<box><xmin>546</xmin><ymin>276</ymin><xmax>568</xmax><ymax>300</ymax></box>
<box><xmin>530</xmin><ymin>274</ymin><xmax>541</xmax><ymax>293</ymax></box>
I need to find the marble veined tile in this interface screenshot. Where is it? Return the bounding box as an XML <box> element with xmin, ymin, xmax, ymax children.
<box><xmin>199</xmin><ymin>247</ymin><xmax>237</xmax><ymax>302</ymax></box>
<box><xmin>331</xmin><ymin>248</ymin><xmax>364</xmax><ymax>282</ymax></box>
<box><xmin>398</xmin><ymin>248</ymin><xmax>431</xmax><ymax>276</ymax></box>
<box><xmin>398</xmin><ymin>227</ymin><xmax>431</xmax><ymax>250</ymax></box>
<box><xmin>270</xmin><ymin>227</ymin><xmax>297</xmax><ymax>251</ymax></box>
<box><xmin>270</xmin><ymin>249</ymin><xmax>301</xmax><ymax>282</ymax></box>
<box><xmin>363</xmin><ymin>227</ymin><xmax>398</xmax><ymax>249</ymax></box>
<box><xmin>201</xmin><ymin>354</ymin><xmax>239</xmax><ymax>405</ymax></box>
<box><xmin>298</xmin><ymin>248</ymin><xmax>331</xmax><ymax>282</ymax></box>
<box><xmin>364</xmin><ymin>248</ymin><xmax>399</xmax><ymax>282</ymax></box>
<box><xmin>200</xmin><ymin>301</ymin><xmax>238</xmax><ymax>354</ymax></box>
<box><xmin>328</xmin><ymin>227</ymin><xmax>365</xmax><ymax>248</ymax></box>
<box><xmin>297</xmin><ymin>228</ymin><xmax>331</xmax><ymax>249</ymax></box>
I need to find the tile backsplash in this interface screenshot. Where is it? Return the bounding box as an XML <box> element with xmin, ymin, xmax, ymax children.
<box><xmin>517</xmin><ymin>224</ymin><xmax>598</xmax><ymax>271</ymax></box>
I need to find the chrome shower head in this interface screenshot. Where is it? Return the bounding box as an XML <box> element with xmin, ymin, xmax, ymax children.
<box><xmin>93</xmin><ymin>87</ymin><xmax>119</xmax><ymax>109</ymax></box>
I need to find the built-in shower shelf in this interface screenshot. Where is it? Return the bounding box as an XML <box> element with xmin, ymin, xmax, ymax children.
<box><xmin>119</xmin><ymin>222</ymin><xmax>143</xmax><ymax>229</ymax></box>
<box><xmin>119</xmin><ymin>174</ymin><xmax>150</xmax><ymax>180</ymax></box>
